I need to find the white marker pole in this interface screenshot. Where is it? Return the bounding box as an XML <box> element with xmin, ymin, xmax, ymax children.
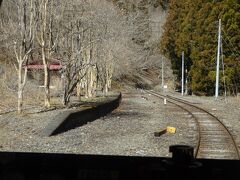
<box><xmin>163</xmin><ymin>85</ymin><xmax>167</xmax><ymax>105</ymax></box>
<box><xmin>181</xmin><ymin>51</ymin><xmax>184</xmax><ymax>96</ymax></box>
<box><xmin>185</xmin><ymin>69</ymin><xmax>188</xmax><ymax>95</ymax></box>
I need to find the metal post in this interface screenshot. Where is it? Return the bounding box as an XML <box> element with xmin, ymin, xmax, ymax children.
<box><xmin>185</xmin><ymin>69</ymin><xmax>188</xmax><ymax>95</ymax></box>
<box><xmin>181</xmin><ymin>51</ymin><xmax>184</xmax><ymax>96</ymax></box>
<box><xmin>162</xmin><ymin>57</ymin><xmax>164</xmax><ymax>89</ymax></box>
<box><xmin>215</xmin><ymin>19</ymin><xmax>221</xmax><ymax>100</ymax></box>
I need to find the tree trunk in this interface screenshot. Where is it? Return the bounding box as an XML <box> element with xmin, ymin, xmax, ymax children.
<box><xmin>44</xmin><ymin>67</ymin><xmax>50</xmax><ymax>108</ymax></box>
<box><xmin>77</xmin><ymin>82</ymin><xmax>81</xmax><ymax>100</ymax></box>
<box><xmin>104</xmin><ymin>66</ymin><xmax>109</xmax><ymax>94</ymax></box>
<box><xmin>17</xmin><ymin>65</ymin><xmax>23</xmax><ymax>114</ymax></box>
<box><xmin>18</xmin><ymin>88</ymin><xmax>23</xmax><ymax>114</ymax></box>
<box><xmin>40</xmin><ymin>0</ymin><xmax>51</xmax><ymax>108</ymax></box>
<box><xmin>104</xmin><ymin>83</ymin><xmax>108</xmax><ymax>94</ymax></box>
<box><xmin>107</xmin><ymin>78</ymin><xmax>112</xmax><ymax>90</ymax></box>
<box><xmin>62</xmin><ymin>88</ymin><xmax>70</xmax><ymax>106</ymax></box>
<box><xmin>87</xmin><ymin>67</ymin><xmax>93</xmax><ymax>98</ymax></box>
<box><xmin>17</xmin><ymin>62</ymin><xmax>28</xmax><ymax>114</ymax></box>
<box><xmin>42</xmin><ymin>46</ymin><xmax>51</xmax><ymax>108</ymax></box>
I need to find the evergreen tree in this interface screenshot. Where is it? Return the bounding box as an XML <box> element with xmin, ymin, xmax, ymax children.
<box><xmin>161</xmin><ymin>0</ymin><xmax>240</xmax><ymax>95</ymax></box>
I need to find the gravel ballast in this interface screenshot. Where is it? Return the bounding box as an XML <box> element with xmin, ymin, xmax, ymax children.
<box><xmin>0</xmin><ymin>90</ymin><xmax>239</xmax><ymax>158</ymax></box>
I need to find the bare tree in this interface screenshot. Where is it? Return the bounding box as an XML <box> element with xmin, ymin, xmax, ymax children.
<box><xmin>0</xmin><ymin>0</ymin><xmax>166</xmax><ymax>109</ymax></box>
<box><xmin>83</xmin><ymin>0</ymin><xmax>126</xmax><ymax>95</ymax></box>
<box><xmin>7</xmin><ymin>0</ymin><xmax>37</xmax><ymax>113</ymax></box>
<box><xmin>36</xmin><ymin>0</ymin><xmax>63</xmax><ymax>108</ymax></box>
<box><xmin>36</xmin><ymin>0</ymin><xmax>50</xmax><ymax>107</ymax></box>
<box><xmin>58</xmin><ymin>0</ymin><xmax>90</xmax><ymax>105</ymax></box>
<box><xmin>59</xmin><ymin>21</ymin><xmax>88</xmax><ymax>106</ymax></box>
<box><xmin>40</xmin><ymin>0</ymin><xmax>156</xmax><ymax>104</ymax></box>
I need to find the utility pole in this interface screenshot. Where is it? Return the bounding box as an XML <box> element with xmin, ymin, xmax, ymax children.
<box><xmin>181</xmin><ymin>51</ymin><xmax>184</xmax><ymax>96</ymax></box>
<box><xmin>161</xmin><ymin>57</ymin><xmax>167</xmax><ymax>105</ymax></box>
<box><xmin>215</xmin><ymin>19</ymin><xmax>221</xmax><ymax>100</ymax></box>
<box><xmin>161</xmin><ymin>57</ymin><xmax>164</xmax><ymax>89</ymax></box>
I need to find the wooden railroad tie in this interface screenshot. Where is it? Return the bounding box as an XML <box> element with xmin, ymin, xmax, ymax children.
<box><xmin>154</xmin><ymin>129</ymin><xmax>167</xmax><ymax>137</ymax></box>
<box><xmin>154</xmin><ymin>126</ymin><xmax>176</xmax><ymax>137</ymax></box>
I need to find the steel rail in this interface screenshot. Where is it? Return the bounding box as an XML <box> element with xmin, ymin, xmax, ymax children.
<box><xmin>145</xmin><ymin>90</ymin><xmax>240</xmax><ymax>160</ymax></box>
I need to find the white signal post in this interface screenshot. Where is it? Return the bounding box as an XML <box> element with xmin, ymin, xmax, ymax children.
<box><xmin>181</xmin><ymin>51</ymin><xmax>184</xmax><ymax>96</ymax></box>
<box><xmin>215</xmin><ymin>19</ymin><xmax>221</xmax><ymax>100</ymax></box>
<box><xmin>185</xmin><ymin>69</ymin><xmax>188</xmax><ymax>95</ymax></box>
<box><xmin>163</xmin><ymin>85</ymin><xmax>167</xmax><ymax>105</ymax></box>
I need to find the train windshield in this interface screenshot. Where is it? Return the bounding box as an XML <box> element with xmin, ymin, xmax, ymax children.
<box><xmin>0</xmin><ymin>0</ymin><xmax>239</xmax><ymax>160</ymax></box>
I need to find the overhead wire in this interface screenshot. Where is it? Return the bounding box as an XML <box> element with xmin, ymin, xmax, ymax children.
<box><xmin>220</xmin><ymin>27</ymin><xmax>240</xmax><ymax>96</ymax></box>
<box><xmin>221</xmin><ymin>37</ymin><xmax>239</xmax><ymax>58</ymax></box>
<box><xmin>222</xmin><ymin>29</ymin><xmax>240</xmax><ymax>56</ymax></box>
<box><xmin>221</xmin><ymin>35</ymin><xmax>227</xmax><ymax>101</ymax></box>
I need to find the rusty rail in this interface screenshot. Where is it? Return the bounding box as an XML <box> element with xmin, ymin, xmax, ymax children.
<box><xmin>145</xmin><ymin>90</ymin><xmax>240</xmax><ymax>160</ymax></box>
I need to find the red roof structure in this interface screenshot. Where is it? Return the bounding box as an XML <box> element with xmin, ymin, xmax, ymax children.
<box><xmin>23</xmin><ymin>59</ymin><xmax>63</xmax><ymax>71</ymax></box>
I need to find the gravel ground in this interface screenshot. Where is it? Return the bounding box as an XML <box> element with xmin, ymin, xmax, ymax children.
<box><xmin>0</xmin><ymin>90</ymin><xmax>239</xmax><ymax>158</ymax></box>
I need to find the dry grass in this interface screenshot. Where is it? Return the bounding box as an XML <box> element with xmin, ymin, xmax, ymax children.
<box><xmin>0</xmin><ymin>64</ymin><xmax>120</xmax><ymax>114</ymax></box>
<box><xmin>0</xmin><ymin>66</ymin><xmax>64</xmax><ymax>113</ymax></box>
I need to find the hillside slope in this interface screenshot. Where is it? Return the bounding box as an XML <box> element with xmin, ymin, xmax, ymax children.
<box><xmin>161</xmin><ymin>0</ymin><xmax>240</xmax><ymax>96</ymax></box>
<box><xmin>111</xmin><ymin>0</ymin><xmax>174</xmax><ymax>90</ymax></box>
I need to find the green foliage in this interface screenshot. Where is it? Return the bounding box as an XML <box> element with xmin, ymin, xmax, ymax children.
<box><xmin>110</xmin><ymin>0</ymin><xmax>169</xmax><ymax>12</ymax></box>
<box><xmin>161</xmin><ymin>0</ymin><xmax>240</xmax><ymax>95</ymax></box>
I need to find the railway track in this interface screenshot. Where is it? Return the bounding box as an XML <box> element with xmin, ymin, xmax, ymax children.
<box><xmin>145</xmin><ymin>90</ymin><xmax>240</xmax><ymax>160</ymax></box>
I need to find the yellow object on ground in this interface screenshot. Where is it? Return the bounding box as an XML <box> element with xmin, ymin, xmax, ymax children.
<box><xmin>154</xmin><ymin>126</ymin><xmax>176</xmax><ymax>137</ymax></box>
<box><xmin>154</xmin><ymin>129</ymin><xmax>167</xmax><ymax>137</ymax></box>
<box><xmin>167</xmin><ymin>126</ymin><xmax>176</xmax><ymax>134</ymax></box>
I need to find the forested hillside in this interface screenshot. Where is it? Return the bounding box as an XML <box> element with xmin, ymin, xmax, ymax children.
<box><xmin>110</xmin><ymin>0</ymin><xmax>174</xmax><ymax>89</ymax></box>
<box><xmin>161</xmin><ymin>0</ymin><xmax>240</xmax><ymax>96</ymax></box>
<box><xmin>0</xmin><ymin>0</ymin><xmax>171</xmax><ymax>112</ymax></box>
